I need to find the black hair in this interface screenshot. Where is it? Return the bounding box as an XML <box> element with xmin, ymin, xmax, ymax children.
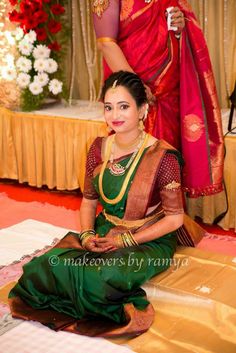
<box><xmin>101</xmin><ymin>71</ymin><xmax>148</xmax><ymax>107</ymax></box>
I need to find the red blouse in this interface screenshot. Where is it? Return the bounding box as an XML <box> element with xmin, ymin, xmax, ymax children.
<box><xmin>83</xmin><ymin>138</ymin><xmax>184</xmax><ymax>215</ymax></box>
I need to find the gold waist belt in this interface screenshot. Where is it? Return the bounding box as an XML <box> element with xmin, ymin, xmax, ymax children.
<box><xmin>102</xmin><ymin>209</ymin><xmax>163</xmax><ymax>229</ymax></box>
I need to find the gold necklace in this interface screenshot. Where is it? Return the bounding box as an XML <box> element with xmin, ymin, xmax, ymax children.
<box><xmin>114</xmin><ymin>132</ymin><xmax>141</xmax><ymax>150</ymax></box>
<box><xmin>98</xmin><ymin>133</ymin><xmax>149</xmax><ymax>205</ymax></box>
<box><xmin>110</xmin><ymin>132</ymin><xmax>145</xmax><ymax>176</ymax></box>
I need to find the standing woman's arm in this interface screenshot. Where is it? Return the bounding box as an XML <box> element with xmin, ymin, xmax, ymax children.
<box><xmin>92</xmin><ymin>0</ymin><xmax>134</xmax><ymax>73</ymax></box>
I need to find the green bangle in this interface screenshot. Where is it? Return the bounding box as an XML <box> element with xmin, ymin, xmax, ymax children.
<box><xmin>79</xmin><ymin>229</ymin><xmax>95</xmax><ymax>244</ymax></box>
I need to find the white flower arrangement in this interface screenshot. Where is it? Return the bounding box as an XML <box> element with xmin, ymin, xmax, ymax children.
<box><xmin>34</xmin><ymin>73</ymin><xmax>49</xmax><ymax>87</ymax></box>
<box><xmin>33</xmin><ymin>44</ymin><xmax>51</xmax><ymax>59</ymax></box>
<box><xmin>1</xmin><ymin>29</ymin><xmax>63</xmax><ymax>107</ymax></box>
<box><xmin>1</xmin><ymin>66</ymin><xmax>17</xmax><ymax>81</ymax></box>
<box><xmin>49</xmin><ymin>79</ymin><xmax>63</xmax><ymax>95</ymax></box>
<box><xmin>14</xmin><ymin>28</ymin><xmax>24</xmax><ymax>41</ymax></box>
<box><xmin>16</xmin><ymin>73</ymin><xmax>31</xmax><ymax>88</ymax></box>
<box><xmin>29</xmin><ymin>81</ymin><xmax>44</xmax><ymax>95</ymax></box>
<box><xmin>4</xmin><ymin>31</ymin><xmax>15</xmax><ymax>46</ymax></box>
<box><xmin>24</xmin><ymin>30</ymin><xmax>37</xmax><ymax>44</ymax></box>
<box><xmin>34</xmin><ymin>58</ymin><xmax>48</xmax><ymax>73</ymax></box>
<box><xmin>18</xmin><ymin>39</ymin><xmax>34</xmax><ymax>56</ymax></box>
<box><xmin>45</xmin><ymin>58</ymin><xmax>58</xmax><ymax>74</ymax></box>
<box><xmin>16</xmin><ymin>57</ymin><xmax>32</xmax><ymax>73</ymax></box>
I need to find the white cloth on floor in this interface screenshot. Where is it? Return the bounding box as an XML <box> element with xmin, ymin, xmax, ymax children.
<box><xmin>0</xmin><ymin>321</ymin><xmax>133</xmax><ymax>353</ymax></box>
<box><xmin>0</xmin><ymin>219</ymin><xmax>72</xmax><ymax>267</ymax></box>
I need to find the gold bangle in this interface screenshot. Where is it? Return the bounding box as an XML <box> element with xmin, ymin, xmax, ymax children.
<box><xmin>114</xmin><ymin>234</ymin><xmax>124</xmax><ymax>248</ymax></box>
<box><xmin>81</xmin><ymin>235</ymin><xmax>93</xmax><ymax>248</ymax></box>
<box><xmin>128</xmin><ymin>231</ymin><xmax>139</xmax><ymax>246</ymax></box>
<box><xmin>79</xmin><ymin>229</ymin><xmax>95</xmax><ymax>243</ymax></box>
<box><xmin>120</xmin><ymin>231</ymin><xmax>139</xmax><ymax>248</ymax></box>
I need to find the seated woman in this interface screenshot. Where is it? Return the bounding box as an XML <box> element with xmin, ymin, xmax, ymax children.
<box><xmin>8</xmin><ymin>71</ymin><xmax>202</xmax><ymax>337</ymax></box>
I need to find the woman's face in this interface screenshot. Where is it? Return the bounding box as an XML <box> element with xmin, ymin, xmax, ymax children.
<box><xmin>104</xmin><ymin>85</ymin><xmax>143</xmax><ymax>134</ymax></box>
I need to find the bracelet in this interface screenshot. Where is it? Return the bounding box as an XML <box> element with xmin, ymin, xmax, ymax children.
<box><xmin>115</xmin><ymin>231</ymin><xmax>139</xmax><ymax>248</ymax></box>
<box><xmin>81</xmin><ymin>235</ymin><xmax>94</xmax><ymax>248</ymax></box>
<box><xmin>79</xmin><ymin>229</ymin><xmax>96</xmax><ymax>247</ymax></box>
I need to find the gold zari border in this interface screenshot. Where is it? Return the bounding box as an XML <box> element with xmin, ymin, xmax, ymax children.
<box><xmin>103</xmin><ymin>207</ymin><xmax>163</xmax><ymax>228</ymax></box>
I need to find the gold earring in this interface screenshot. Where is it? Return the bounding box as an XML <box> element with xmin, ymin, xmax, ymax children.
<box><xmin>138</xmin><ymin>119</ymin><xmax>144</xmax><ymax>131</ymax></box>
<box><xmin>106</xmin><ymin>125</ymin><xmax>112</xmax><ymax>133</ymax></box>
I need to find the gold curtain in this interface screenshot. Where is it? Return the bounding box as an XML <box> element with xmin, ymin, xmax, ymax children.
<box><xmin>188</xmin><ymin>0</ymin><xmax>236</xmax><ymax>107</ymax></box>
<box><xmin>72</xmin><ymin>0</ymin><xmax>236</xmax><ymax>108</ymax></box>
<box><xmin>65</xmin><ymin>0</ymin><xmax>102</xmax><ymax>102</ymax></box>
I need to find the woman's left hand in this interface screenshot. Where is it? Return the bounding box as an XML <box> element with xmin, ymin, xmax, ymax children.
<box><xmin>167</xmin><ymin>7</ymin><xmax>185</xmax><ymax>34</ymax></box>
<box><xmin>95</xmin><ymin>237</ymin><xmax>119</xmax><ymax>252</ymax></box>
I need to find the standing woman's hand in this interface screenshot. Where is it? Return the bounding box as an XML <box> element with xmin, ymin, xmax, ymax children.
<box><xmin>166</xmin><ymin>7</ymin><xmax>185</xmax><ymax>34</ymax></box>
<box><xmin>144</xmin><ymin>84</ymin><xmax>156</xmax><ymax>105</ymax></box>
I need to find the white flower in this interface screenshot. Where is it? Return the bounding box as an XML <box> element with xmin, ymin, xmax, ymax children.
<box><xmin>33</xmin><ymin>44</ymin><xmax>50</xmax><ymax>59</ymax></box>
<box><xmin>16</xmin><ymin>73</ymin><xmax>31</xmax><ymax>88</ymax></box>
<box><xmin>16</xmin><ymin>57</ymin><xmax>32</xmax><ymax>73</ymax></box>
<box><xmin>34</xmin><ymin>73</ymin><xmax>49</xmax><ymax>87</ymax></box>
<box><xmin>14</xmin><ymin>28</ymin><xmax>24</xmax><ymax>41</ymax></box>
<box><xmin>34</xmin><ymin>59</ymin><xmax>47</xmax><ymax>72</ymax></box>
<box><xmin>45</xmin><ymin>58</ymin><xmax>58</xmax><ymax>74</ymax></box>
<box><xmin>49</xmin><ymin>79</ymin><xmax>63</xmax><ymax>95</ymax></box>
<box><xmin>3</xmin><ymin>54</ymin><xmax>15</xmax><ymax>67</ymax></box>
<box><xmin>4</xmin><ymin>31</ymin><xmax>15</xmax><ymax>46</ymax></box>
<box><xmin>18</xmin><ymin>39</ymin><xmax>33</xmax><ymax>56</ymax></box>
<box><xmin>24</xmin><ymin>30</ymin><xmax>37</xmax><ymax>44</ymax></box>
<box><xmin>1</xmin><ymin>66</ymin><xmax>17</xmax><ymax>81</ymax></box>
<box><xmin>29</xmin><ymin>81</ymin><xmax>43</xmax><ymax>95</ymax></box>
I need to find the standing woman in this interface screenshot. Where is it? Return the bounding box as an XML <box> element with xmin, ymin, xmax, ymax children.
<box><xmin>9</xmin><ymin>71</ymin><xmax>198</xmax><ymax>337</ymax></box>
<box><xmin>92</xmin><ymin>0</ymin><xmax>224</xmax><ymax>198</ymax></box>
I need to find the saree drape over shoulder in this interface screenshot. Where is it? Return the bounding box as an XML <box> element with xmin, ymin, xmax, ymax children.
<box><xmin>92</xmin><ymin>0</ymin><xmax>224</xmax><ymax>197</ymax></box>
<box><xmin>9</xmin><ymin>137</ymin><xmax>200</xmax><ymax>338</ymax></box>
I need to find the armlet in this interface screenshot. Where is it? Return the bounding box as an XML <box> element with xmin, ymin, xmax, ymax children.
<box><xmin>97</xmin><ymin>37</ymin><xmax>117</xmax><ymax>43</ymax></box>
<box><xmin>92</xmin><ymin>0</ymin><xmax>110</xmax><ymax>18</ymax></box>
<box><xmin>163</xmin><ymin>181</ymin><xmax>181</xmax><ymax>190</ymax></box>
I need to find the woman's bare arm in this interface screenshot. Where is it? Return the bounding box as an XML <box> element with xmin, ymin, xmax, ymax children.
<box><xmin>97</xmin><ymin>40</ymin><xmax>134</xmax><ymax>73</ymax></box>
<box><xmin>79</xmin><ymin>197</ymin><xmax>98</xmax><ymax>231</ymax></box>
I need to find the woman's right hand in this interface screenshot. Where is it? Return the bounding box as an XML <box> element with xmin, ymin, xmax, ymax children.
<box><xmin>144</xmin><ymin>84</ymin><xmax>156</xmax><ymax>105</ymax></box>
<box><xmin>83</xmin><ymin>236</ymin><xmax>114</xmax><ymax>252</ymax></box>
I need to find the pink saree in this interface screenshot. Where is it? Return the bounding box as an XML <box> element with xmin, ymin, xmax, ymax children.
<box><xmin>93</xmin><ymin>0</ymin><xmax>224</xmax><ymax>197</ymax></box>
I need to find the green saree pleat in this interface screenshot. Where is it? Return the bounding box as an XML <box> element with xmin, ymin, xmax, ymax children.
<box><xmin>9</xmin><ymin>150</ymin><xmax>177</xmax><ymax>331</ymax></box>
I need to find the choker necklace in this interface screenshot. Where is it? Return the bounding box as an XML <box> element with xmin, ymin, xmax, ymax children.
<box><xmin>109</xmin><ymin>132</ymin><xmax>145</xmax><ymax>176</ymax></box>
<box><xmin>114</xmin><ymin>132</ymin><xmax>141</xmax><ymax>150</ymax></box>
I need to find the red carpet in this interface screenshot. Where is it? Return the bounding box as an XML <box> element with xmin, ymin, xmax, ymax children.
<box><xmin>0</xmin><ymin>180</ymin><xmax>82</xmax><ymax>210</ymax></box>
<box><xmin>0</xmin><ymin>192</ymin><xmax>80</xmax><ymax>230</ymax></box>
<box><xmin>197</xmin><ymin>221</ymin><xmax>236</xmax><ymax>237</ymax></box>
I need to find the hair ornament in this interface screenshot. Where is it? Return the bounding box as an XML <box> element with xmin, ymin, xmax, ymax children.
<box><xmin>112</xmin><ymin>79</ymin><xmax>118</xmax><ymax>90</ymax></box>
